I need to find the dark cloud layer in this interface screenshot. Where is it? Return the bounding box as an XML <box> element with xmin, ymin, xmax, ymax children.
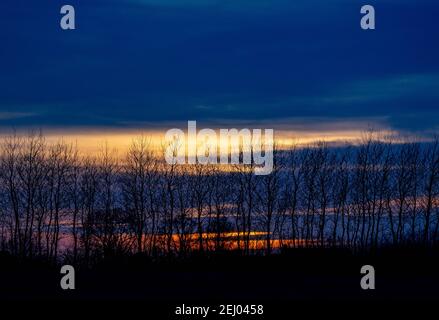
<box><xmin>0</xmin><ymin>0</ymin><xmax>438</xmax><ymax>133</ymax></box>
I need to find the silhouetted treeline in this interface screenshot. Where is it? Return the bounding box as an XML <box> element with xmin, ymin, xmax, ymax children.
<box><xmin>0</xmin><ymin>132</ymin><xmax>438</xmax><ymax>264</ymax></box>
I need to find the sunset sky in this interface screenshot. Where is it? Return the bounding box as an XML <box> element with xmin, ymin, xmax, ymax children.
<box><xmin>0</xmin><ymin>0</ymin><xmax>438</xmax><ymax>151</ymax></box>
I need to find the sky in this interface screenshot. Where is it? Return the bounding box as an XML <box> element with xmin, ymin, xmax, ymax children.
<box><xmin>0</xmin><ymin>0</ymin><xmax>438</xmax><ymax>146</ymax></box>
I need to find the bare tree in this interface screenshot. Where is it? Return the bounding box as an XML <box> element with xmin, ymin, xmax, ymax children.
<box><xmin>123</xmin><ymin>136</ymin><xmax>157</xmax><ymax>254</ymax></box>
<box><xmin>422</xmin><ymin>138</ymin><xmax>439</xmax><ymax>244</ymax></box>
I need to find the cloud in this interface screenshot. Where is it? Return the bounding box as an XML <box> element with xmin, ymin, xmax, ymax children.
<box><xmin>0</xmin><ymin>0</ymin><xmax>438</xmax><ymax>136</ymax></box>
<box><xmin>0</xmin><ymin>112</ymin><xmax>36</xmax><ymax>120</ymax></box>
<box><xmin>299</xmin><ymin>73</ymin><xmax>439</xmax><ymax>107</ymax></box>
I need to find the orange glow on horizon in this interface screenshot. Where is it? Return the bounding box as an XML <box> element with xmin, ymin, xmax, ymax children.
<box><xmin>0</xmin><ymin>126</ymin><xmax>400</xmax><ymax>157</ymax></box>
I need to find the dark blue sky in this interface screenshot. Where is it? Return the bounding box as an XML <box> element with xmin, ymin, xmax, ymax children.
<box><xmin>0</xmin><ymin>0</ymin><xmax>438</xmax><ymax>134</ymax></box>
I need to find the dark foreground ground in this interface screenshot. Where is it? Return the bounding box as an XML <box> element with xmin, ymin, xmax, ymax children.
<box><xmin>1</xmin><ymin>247</ymin><xmax>438</xmax><ymax>316</ymax></box>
